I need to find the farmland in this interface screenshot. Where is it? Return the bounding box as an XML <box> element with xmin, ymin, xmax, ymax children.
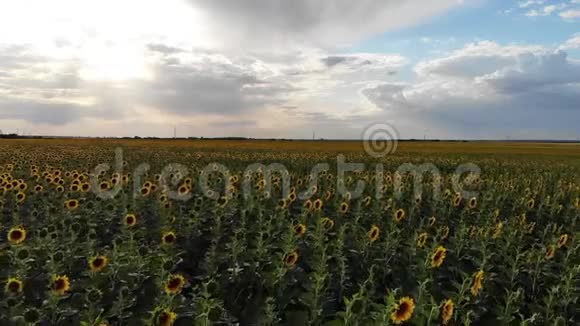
<box><xmin>0</xmin><ymin>138</ymin><xmax>578</xmax><ymax>325</ymax></box>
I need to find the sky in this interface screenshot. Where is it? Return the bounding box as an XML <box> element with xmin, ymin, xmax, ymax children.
<box><xmin>0</xmin><ymin>0</ymin><xmax>579</xmax><ymax>140</ymax></box>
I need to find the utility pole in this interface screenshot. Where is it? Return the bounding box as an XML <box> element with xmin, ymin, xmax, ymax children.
<box><xmin>173</xmin><ymin>126</ymin><xmax>177</xmax><ymax>139</ymax></box>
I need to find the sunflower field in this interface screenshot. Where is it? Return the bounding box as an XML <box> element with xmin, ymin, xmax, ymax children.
<box><xmin>0</xmin><ymin>139</ymin><xmax>578</xmax><ymax>325</ymax></box>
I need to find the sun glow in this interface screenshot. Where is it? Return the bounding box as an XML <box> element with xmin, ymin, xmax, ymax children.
<box><xmin>0</xmin><ymin>0</ymin><xmax>210</xmax><ymax>81</ymax></box>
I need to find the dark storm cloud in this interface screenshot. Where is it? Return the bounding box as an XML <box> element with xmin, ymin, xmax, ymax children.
<box><xmin>0</xmin><ymin>98</ymin><xmax>84</xmax><ymax>125</ymax></box>
<box><xmin>137</xmin><ymin>54</ymin><xmax>301</xmax><ymax>115</ymax></box>
<box><xmin>186</xmin><ymin>0</ymin><xmax>460</xmax><ymax>48</ymax></box>
<box><xmin>322</xmin><ymin>56</ymin><xmax>349</xmax><ymax>67</ymax></box>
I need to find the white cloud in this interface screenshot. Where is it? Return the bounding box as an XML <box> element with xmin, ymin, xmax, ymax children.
<box><xmin>519</xmin><ymin>0</ymin><xmax>546</xmax><ymax>8</ymax></box>
<box><xmin>559</xmin><ymin>34</ymin><xmax>580</xmax><ymax>50</ymax></box>
<box><xmin>361</xmin><ymin>41</ymin><xmax>580</xmax><ymax>139</ymax></box>
<box><xmin>560</xmin><ymin>9</ymin><xmax>580</xmax><ymax>20</ymax></box>
<box><xmin>525</xmin><ymin>4</ymin><xmax>567</xmax><ymax>17</ymax></box>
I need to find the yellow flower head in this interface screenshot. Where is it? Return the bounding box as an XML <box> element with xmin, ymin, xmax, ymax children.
<box><xmin>368</xmin><ymin>225</ymin><xmax>380</xmax><ymax>242</ymax></box>
<box><xmin>468</xmin><ymin>197</ymin><xmax>477</xmax><ymax>209</ymax></box>
<box><xmin>5</xmin><ymin>277</ymin><xmax>23</xmax><ymax>295</ymax></box>
<box><xmin>284</xmin><ymin>251</ymin><xmax>299</xmax><ymax>268</ymax></box>
<box><xmin>441</xmin><ymin>299</ymin><xmax>454</xmax><ymax>325</ymax></box>
<box><xmin>124</xmin><ymin>214</ymin><xmax>137</xmax><ymax>227</ymax></box>
<box><xmin>51</xmin><ymin>275</ymin><xmax>70</xmax><ymax>295</ymax></box>
<box><xmin>8</xmin><ymin>226</ymin><xmax>26</xmax><ymax>245</ymax></box>
<box><xmin>431</xmin><ymin>246</ymin><xmax>447</xmax><ymax>268</ymax></box>
<box><xmin>294</xmin><ymin>223</ymin><xmax>306</xmax><ymax>237</ymax></box>
<box><xmin>164</xmin><ymin>274</ymin><xmax>186</xmax><ymax>295</ymax></box>
<box><xmin>64</xmin><ymin>199</ymin><xmax>79</xmax><ymax>210</ymax></box>
<box><xmin>394</xmin><ymin>209</ymin><xmax>406</xmax><ymax>222</ymax></box>
<box><xmin>339</xmin><ymin>202</ymin><xmax>349</xmax><ymax>214</ymax></box>
<box><xmin>416</xmin><ymin>233</ymin><xmax>428</xmax><ymax>248</ymax></box>
<box><xmin>557</xmin><ymin>234</ymin><xmax>569</xmax><ymax>249</ymax></box>
<box><xmin>157</xmin><ymin>309</ymin><xmax>177</xmax><ymax>326</ymax></box>
<box><xmin>161</xmin><ymin>231</ymin><xmax>177</xmax><ymax>245</ymax></box>
<box><xmin>470</xmin><ymin>270</ymin><xmax>484</xmax><ymax>296</ymax></box>
<box><xmin>313</xmin><ymin>198</ymin><xmax>323</xmax><ymax>210</ymax></box>
<box><xmin>321</xmin><ymin>217</ymin><xmax>335</xmax><ymax>230</ymax></box>
<box><xmin>89</xmin><ymin>255</ymin><xmax>109</xmax><ymax>273</ymax></box>
<box><xmin>391</xmin><ymin>296</ymin><xmax>415</xmax><ymax>324</ymax></box>
<box><xmin>545</xmin><ymin>245</ymin><xmax>556</xmax><ymax>259</ymax></box>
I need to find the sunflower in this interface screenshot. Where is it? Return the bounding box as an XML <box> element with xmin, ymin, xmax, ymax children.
<box><xmin>16</xmin><ymin>191</ymin><xmax>26</xmax><ymax>202</ymax></box>
<box><xmin>164</xmin><ymin>274</ymin><xmax>186</xmax><ymax>295</ymax></box>
<box><xmin>545</xmin><ymin>245</ymin><xmax>555</xmax><ymax>259</ymax></box>
<box><xmin>394</xmin><ymin>208</ymin><xmax>406</xmax><ymax>222</ymax></box>
<box><xmin>99</xmin><ymin>181</ymin><xmax>110</xmax><ymax>191</ymax></box>
<box><xmin>294</xmin><ymin>223</ymin><xmax>306</xmax><ymax>237</ymax></box>
<box><xmin>56</xmin><ymin>185</ymin><xmax>64</xmax><ymax>192</ymax></box>
<box><xmin>313</xmin><ymin>198</ymin><xmax>323</xmax><ymax>211</ymax></box>
<box><xmin>526</xmin><ymin>222</ymin><xmax>536</xmax><ymax>234</ymax></box>
<box><xmin>157</xmin><ymin>309</ymin><xmax>177</xmax><ymax>326</ymax></box>
<box><xmin>431</xmin><ymin>246</ymin><xmax>447</xmax><ymax>268</ymax></box>
<box><xmin>428</xmin><ymin>216</ymin><xmax>436</xmax><ymax>226</ymax></box>
<box><xmin>89</xmin><ymin>255</ymin><xmax>109</xmax><ymax>273</ymax></box>
<box><xmin>161</xmin><ymin>231</ymin><xmax>177</xmax><ymax>245</ymax></box>
<box><xmin>492</xmin><ymin>222</ymin><xmax>503</xmax><ymax>239</ymax></box>
<box><xmin>557</xmin><ymin>234</ymin><xmax>569</xmax><ymax>248</ymax></box>
<box><xmin>325</xmin><ymin>190</ymin><xmax>332</xmax><ymax>200</ymax></box>
<box><xmin>468</xmin><ymin>197</ymin><xmax>477</xmax><ymax>209</ymax></box>
<box><xmin>288</xmin><ymin>192</ymin><xmax>297</xmax><ymax>202</ymax></box>
<box><xmin>363</xmin><ymin>196</ymin><xmax>372</xmax><ymax>207</ymax></box>
<box><xmin>416</xmin><ymin>233</ymin><xmax>428</xmax><ymax>248</ymax></box>
<box><xmin>140</xmin><ymin>186</ymin><xmax>151</xmax><ymax>197</ymax></box>
<box><xmin>81</xmin><ymin>183</ymin><xmax>91</xmax><ymax>192</ymax></box>
<box><xmin>321</xmin><ymin>217</ymin><xmax>335</xmax><ymax>230</ymax></box>
<box><xmin>440</xmin><ymin>226</ymin><xmax>450</xmax><ymax>241</ymax></box>
<box><xmin>51</xmin><ymin>275</ymin><xmax>70</xmax><ymax>295</ymax></box>
<box><xmin>8</xmin><ymin>226</ymin><xmax>26</xmax><ymax>245</ymax></box>
<box><xmin>278</xmin><ymin>198</ymin><xmax>288</xmax><ymax>209</ymax></box>
<box><xmin>284</xmin><ymin>251</ymin><xmax>299</xmax><ymax>268</ymax></box>
<box><xmin>124</xmin><ymin>214</ymin><xmax>137</xmax><ymax>227</ymax></box>
<box><xmin>526</xmin><ymin>198</ymin><xmax>535</xmax><ymax>209</ymax></box>
<box><xmin>5</xmin><ymin>277</ymin><xmax>23</xmax><ymax>294</ymax></box>
<box><xmin>217</xmin><ymin>196</ymin><xmax>228</xmax><ymax>207</ymax></box>
<box><xmin>470</xmin><ymin>270</ymin><xmax>484</xmax><ymax>296</ymax></box>
<box><xmin>177</xmin><ymin>185</ymin><xmax>189</xmax><ymax>196</ymax></box>
<box><xmin>441</xmin><ymin>299</ymin><xmax>454</xmax><ymax>325</ymax></box>
<box><xmin>453</xmin><ymin>195</ymin><xmax>462</xmax><ymax>207</ymax></box>
<box><xmin>390</xmin><ymin>296</ymin><xmax>415</xmax><ymax>324</ymax></box>
<box><xmin>367</xmin><ymin>225</ymin><xmax>380</xmax><ymax>242</ymax></box>
<box><xmin>34</xmin><ymin>185</ymin><xmax>43</xmax><ymax>193</ymax></box>
<box><xmin>64</xmin><ymin>199</ymin><xmax>79</xmax><ymax>210</ymax></box>
<box><xmin>339</xmin><ymin>202</ymin><xmax>349</xmax><ymax>214</ymax></box>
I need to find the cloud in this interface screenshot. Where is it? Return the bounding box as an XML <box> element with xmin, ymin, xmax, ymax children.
<box><xmin>186</xmin><ymin>0</ymin><xmax>463</xmax><ymax>49</ymax></box>
<box><xmin>559</xmin><ymin>34</ymin><xmax>580</xmax><ymax>50</ymax></box>
<box><xmin>320</xmin><ymin>53</ymin><xmax>407</xmax><ymax>73</ymax></box>
<box><xmin>361</xmin><ymin>41</ymin><xmax>580</xmax><ymax>139</ymax></box>
<box><xmin>414</xmin><ymin>41</ymin><xmax>543</xmax><ymax>78</ymax></box>
<box><xmin>518</xmin><ymin>0</ymin><xmax>546</xmax><ymax>8</ymax></box>
<box><xmin>0</xmin><ymin>98</ymin><xmax>85</xmax><ymax>125</ymax></box>
<box><xmin>559</xmin><ymin>9</ymin><xmax>580</xmax><ymax>20</ymax></box>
